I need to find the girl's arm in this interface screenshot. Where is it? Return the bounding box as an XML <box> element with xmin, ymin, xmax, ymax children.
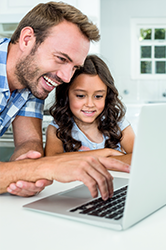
<box><xmin>45</xmin><ymin>125</ymin><xmax>131</xmax><ymax>173</ymax></box>
<box><xmin>45</xmin><ymin>125</ymin><xmax>124</xmax><ymax>157</ymax></box>
<box><xmin>108</xmin><ymin>125</ymin><xmax>135</xmax><ymax>165</ymax></box>
<box><xmin>120</xmin><ymin>125</ymin><xmax>135</xmax><ymax>153</ymax></box>
<box><xmin>45</xmin><ymin>125</ymin><xmax>64</xmax><ymax>156</ymax></box>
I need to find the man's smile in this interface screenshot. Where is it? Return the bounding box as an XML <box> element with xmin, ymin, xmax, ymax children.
<box><xmin>43</xmin><ymin>75</ymin><xmax>59</xmax><ymax>87</ymax></box>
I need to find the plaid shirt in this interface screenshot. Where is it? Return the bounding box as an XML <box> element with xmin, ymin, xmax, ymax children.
<box><xmin>0</xmin><ymin>38</ymin><xmax>44</xmax><ymax>137</ymax></box>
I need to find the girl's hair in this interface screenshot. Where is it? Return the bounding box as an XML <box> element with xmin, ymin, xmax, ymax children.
<box><xmin>50</xmin><ymin>54</ymin><xmax>126</xmax><ymax>152</ymax></box>
<box><xmin>11</xmin><ymin>1</ymin><xmax>100</xmax><ymax>46</ymax></box>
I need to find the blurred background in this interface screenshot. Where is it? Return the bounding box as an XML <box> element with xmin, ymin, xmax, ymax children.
<box><xmin>1</xmin><ymin>0</ymin><xmax>166</xmax><ymax>160</ymax></box>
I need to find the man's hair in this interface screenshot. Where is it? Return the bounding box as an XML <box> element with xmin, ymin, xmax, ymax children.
<box><xmin>11</xmin><ymin>1</ymin><xmax>100</xmax><ymax>45</ymax></box>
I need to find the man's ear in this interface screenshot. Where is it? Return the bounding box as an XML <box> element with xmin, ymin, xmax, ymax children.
<box><xmin>19</xmin><ymin>27</ymin><xmax>36</xmax><ymax>51</ymax></box>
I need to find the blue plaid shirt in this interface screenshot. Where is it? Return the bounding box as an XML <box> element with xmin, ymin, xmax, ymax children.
<box><xmin>0</xmin><ymin>38</ymin><xmax>44</xmax><ymax>137</ymax></box>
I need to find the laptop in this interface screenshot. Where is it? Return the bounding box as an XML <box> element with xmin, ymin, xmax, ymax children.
<box><xmin>23</xmin><ymin>103</ymin><xmax>166</xmax><ymax>230</ymax></box>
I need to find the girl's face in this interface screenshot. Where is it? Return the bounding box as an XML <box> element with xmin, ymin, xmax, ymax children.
<box><xmin>68</xmin><ymin>73</ymin><xmax>107</xmax><ymax>126</ymax></box>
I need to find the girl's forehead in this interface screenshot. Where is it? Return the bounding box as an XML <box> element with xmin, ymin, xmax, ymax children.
<box><xmin>70</xmin><ymin>74</ymin><xmax>107</xmax><ymax>91</ymax></box>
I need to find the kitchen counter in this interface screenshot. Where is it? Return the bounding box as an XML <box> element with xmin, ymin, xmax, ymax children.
<box><xmin>0</xmin><ymin>171</ymin><xmax>166</xmax><ymax>250</ymax></box>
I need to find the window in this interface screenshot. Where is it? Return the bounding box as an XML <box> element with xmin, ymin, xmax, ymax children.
<box><xmin>131</xmin><ymin>18</ymin><xmax>166</xmax><ymax>79</ymax></box>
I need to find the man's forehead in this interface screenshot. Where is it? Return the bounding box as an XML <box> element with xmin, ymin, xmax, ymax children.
<box><xmin>48</xmin><ymin>22</ymin><xmax>90</xmax><ymax>64</ymax></box>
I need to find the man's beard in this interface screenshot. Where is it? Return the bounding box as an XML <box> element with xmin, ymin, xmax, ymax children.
<box><xmin>15</xmin><ymin>48</ymin><xmax>49</xmax><ymax>100</ymax></box>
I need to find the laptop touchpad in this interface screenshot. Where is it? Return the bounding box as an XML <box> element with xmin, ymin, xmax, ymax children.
<box><xmin>59</xmin><ymin>185</ymin><xmax>92</xmax><ymax>198</ymax></box>
<box><xmin>59</xmin><ymin>177</ymin><xmax>129</xmax><ymax>199</ymax></box>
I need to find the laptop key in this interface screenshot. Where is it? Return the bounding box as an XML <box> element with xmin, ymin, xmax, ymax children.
<box><xmin>70</xmin><ymin>185</ymin><xmax>128</xmax><ymax>220</ymax></box>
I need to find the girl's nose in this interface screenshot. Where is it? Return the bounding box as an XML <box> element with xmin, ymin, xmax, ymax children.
<box><xmin>85</xmin><ymin>97</ymin><xmax>94</xmax><ymax>107</ymax></box>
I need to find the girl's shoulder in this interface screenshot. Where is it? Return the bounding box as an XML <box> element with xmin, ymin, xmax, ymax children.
<box><xmin>49</xmin><ymin>120</ymin><xmax>59</xmax><ymax>129</ymax></box>
<box><xmin>118</xmin><ymin>116</ymin><xmax>130</xmax><ymax>131</ymax></box>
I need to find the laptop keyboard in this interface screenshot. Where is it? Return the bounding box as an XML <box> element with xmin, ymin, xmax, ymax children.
<box><xmin>70</xmin><ymin>185</ymin><xmax>128</xmax><ymax>220</ymax></box>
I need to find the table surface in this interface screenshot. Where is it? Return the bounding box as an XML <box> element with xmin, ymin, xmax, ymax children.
<box><xmin>1</xmin><ymin>171</ymin><xmax>166</xmax><ymax>250</ymax></box>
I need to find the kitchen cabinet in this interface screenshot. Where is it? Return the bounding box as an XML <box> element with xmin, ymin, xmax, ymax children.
<box><xmin>0</xmin><ymin>148</ymin><xmax>14</xmax><ymax>162</ymax></box>
<box><xmin>0</xmin><ymin>0</ymin><xmax>96</xmax><ymax>16</ymax></box>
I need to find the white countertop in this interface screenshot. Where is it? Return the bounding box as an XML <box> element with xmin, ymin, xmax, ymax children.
<box><xmin>0</xmin><ymin>171</ymin><xmax>166</xmax><ymax>250</ymax></box>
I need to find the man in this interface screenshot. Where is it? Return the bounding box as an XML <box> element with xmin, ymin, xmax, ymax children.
<box><xmin>0</xmin><ymin>2</ymin><xmax>130</xmax><ymax>199</ymax></box>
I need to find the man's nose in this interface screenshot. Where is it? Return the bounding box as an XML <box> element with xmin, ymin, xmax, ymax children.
<box><xmin>56</xmin><ymin>65</ymin><xmax>74</xmax><ymax>83</ymax></box>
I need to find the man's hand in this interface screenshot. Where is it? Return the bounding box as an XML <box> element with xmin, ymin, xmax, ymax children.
<box><xmin>6</xmin><ymin>151</ymin><xmax>130</xmax><ymax>199</ymax></box>
<box><xmin>46</xmin><ymin>154</ymin><xmax>130</xmax><ymax>201</ymax></box>
<box><xmin>14</xmin><ymin>150</ymin><xmax>42</xmax><ymax>160</ymax></box>
<box><xmin>101</xmin><ymin>157</ymin><xmax>130</xmax><ymax>172</ymax></box>
<box><xmin>7</xmin><ymin>150</ymin><xmax>53</xmax><ymax>197</ymax></box>
<box><xmin>7</xmin><ymin>179</ymin><xmax>53</xmax><ymax>197</ymax></box>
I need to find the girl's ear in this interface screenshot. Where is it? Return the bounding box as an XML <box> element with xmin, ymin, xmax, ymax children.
<box><xmin>19</xmin><ymin>27</ymin><xmax>36</xmax><ymax>52</ymax></box>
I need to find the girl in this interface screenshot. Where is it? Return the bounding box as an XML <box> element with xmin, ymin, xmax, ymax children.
<box><xmin>45</xmin><ymin>55</ymin><xmax>135</xmax><ymax>165</ymax></box>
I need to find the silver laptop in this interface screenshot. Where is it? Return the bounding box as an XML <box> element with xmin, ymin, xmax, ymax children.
<box><xmin>23</xmin><ymin>103</ymin><xmax>166</xmax><ymax>230</ymax></box>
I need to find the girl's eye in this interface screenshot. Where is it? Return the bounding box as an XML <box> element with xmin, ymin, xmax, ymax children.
<box><xmin>76</xmin><ymin>94</ymin><xmax>85</xmax><ymax>98</ymax></box>
<box><xmin>95</xmin><ymin>95</ymin><xmax>103</xmax><ymax>99</ymax></box>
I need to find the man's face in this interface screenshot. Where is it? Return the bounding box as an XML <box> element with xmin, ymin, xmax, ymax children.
<box><xmin>15</xmin><ymin>20</ymin><xmax>90</xmax><ymax>99</ymax></box>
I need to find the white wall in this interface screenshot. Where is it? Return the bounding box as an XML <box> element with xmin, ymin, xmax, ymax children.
<box><xmin>0</xmin><ymin>0</ymin><xmax>100</xmax><ymax>54</ymax></box>
<box><xmin>2</xmin><ymin>0</ymin><xmax>166</xmax><ymax>105</ymax></box>
<box><xmin>100</xmin><ymin>0</ymin><xmax>166</xmax><ymax>104</ymax></box>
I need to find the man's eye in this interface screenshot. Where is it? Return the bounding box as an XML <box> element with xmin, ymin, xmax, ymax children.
<box><xmin>74</xmin><ymin>65</ymin><xmax>81</xmax><ymax>70</ymax></box>
<box><xmin>57</xmin><ymin>56</ymin><xmax>66</xmax><ymax>62</ymax></box>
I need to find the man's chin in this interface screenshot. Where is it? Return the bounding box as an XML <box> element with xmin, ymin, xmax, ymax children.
<box><xmin>32</xmin><ymin>91</ymin><xmax>49</xmax><ymax>100</ymax></box>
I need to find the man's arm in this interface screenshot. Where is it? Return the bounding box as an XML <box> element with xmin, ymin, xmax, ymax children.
<box><xmin>8</xmin><ymin>116</ymin><xmax>52</xmax><ymax>196</ymax></box>
<box><xmin>0</xmin><ymin>154</ymin><xmax>130</xmax><ymax>200</ymax></box>
<box><xmin>11</xmin><ymin>116</ymin><xmax>43</xmax><ymax>160</ymax></box>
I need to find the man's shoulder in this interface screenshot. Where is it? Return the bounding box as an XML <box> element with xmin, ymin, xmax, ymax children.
<box><xmin>0</xmin><ymin>38</ymin><xmax>10</xmax><ymax>59</ymax></box>
<box><xmin>0</xmin><ymin>38</ymin><xmax>10</xmax><ymax>44</ymax></box>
